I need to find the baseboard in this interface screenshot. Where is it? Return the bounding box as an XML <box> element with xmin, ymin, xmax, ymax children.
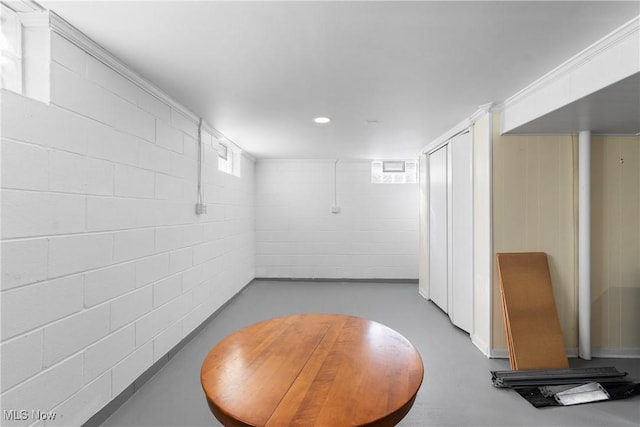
<box><xmin>471</xmin><ymin>334</ymin><xmax>491</xmax><ymax>357</ymax></box>
<box><xmin>489</xmin><ymin>347</ymin><xmax>612</xmax><ymax>359</ymax></box>
<box><xmin>82</xmin><ymin>279</ymin><xmax>254</xmax><ymax>427</ymax></box>
<box><xmin>451</xmin><ymin>344</ymin><xmax>640</xmax><ymax>360</ymax></box>
<box><xmin>254</xmin><ymin>277</ymin><xmax>419</xmax><ymax>284</ymax></box>
<box><xmin>592</xmin><ymin>347</ymin><xmax>640</xmax><ymax>358</ymax></box>
<box><xmin>490</xmin><ymin>348</ymin><xmax>509</xmax><ymax>359</ymax></box>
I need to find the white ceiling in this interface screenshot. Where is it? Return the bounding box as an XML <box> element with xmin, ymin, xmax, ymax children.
<box><xmin>42</xmin><ymin>1</ymin><xmax>639</xmax><ymax>159</ymax></box>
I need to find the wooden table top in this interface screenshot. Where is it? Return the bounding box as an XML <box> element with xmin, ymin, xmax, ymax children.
<box><xmin>200</xmin><ymin>313</ymin><xmax>423</xmax><ymax>427</ymax></box>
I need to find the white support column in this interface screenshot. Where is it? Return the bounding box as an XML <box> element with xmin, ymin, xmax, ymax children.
<box><xmin>578</xmin><ymin>130</ymin><xmax>591</xmax><ymax>360</ymax></box>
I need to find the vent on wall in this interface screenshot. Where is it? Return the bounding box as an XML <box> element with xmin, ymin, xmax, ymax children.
<box><xmin>218</xmin><ymin>143</ymin><xmax>228</xmax><ymax>160</ymax></box>
<box><xmin>217</xmin><ymin>139</ymin><xmax>241</xmax><ymax>177</ymax></box>
<box><xmin>383</xmin><ymin>161</ymin><xmax>406</xmax><ymax>173</ymax></box>
<box><xmin>371</xmin><ymin>160</ymin><xmax>417</xmax><ymax>184</ymax></box>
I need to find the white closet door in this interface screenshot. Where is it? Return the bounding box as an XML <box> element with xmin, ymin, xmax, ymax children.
<box><xmin>450</xmin><ymin>131</ymin><xmax>473</xmax><ymax>332</ymax></box>
<box><xmin>428</xmin><ymin>145</ymin><xmax>448</xmax><ymax>312</ymax></box>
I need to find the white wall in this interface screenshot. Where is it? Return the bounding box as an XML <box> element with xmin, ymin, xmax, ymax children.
<box><xmin>471</xmin><ymin>113</ymin><xmax>493</xmax><ymax>356</ymax></box>
<box><xmin>255</xmin><ymin>159</ymin><xmax>418</xmax><ymax>279</ymax></box>
<box><xmin>0</xmin><ymin>31</ymin><xmax>255</xmax><ymax>426</ymax></box>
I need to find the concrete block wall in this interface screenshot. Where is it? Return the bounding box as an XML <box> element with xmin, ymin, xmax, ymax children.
<box><xmin>255</xmin><ymin>159</ymin><xmax>418</xmax><ymax>279</ymax></box>
<box><xmin>0</xmin><ymin>31</ymin><xmax>255</xmax><ymax>426</ymax></box>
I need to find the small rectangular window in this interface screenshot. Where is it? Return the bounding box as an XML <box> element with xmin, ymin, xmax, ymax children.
<box><xmin>372</xmin><ymin>160</ymin><xmax>417</xmax><ymax>184</ymax></box>
<box><xmin>0</xmin><ymin>5</ymin><xmax>49</xmax><ymax>102</ymax></box>
<box><xmin>1</xmin><ymin>4</ymin><xmax>23</xmax><ymax>93</ymax></box>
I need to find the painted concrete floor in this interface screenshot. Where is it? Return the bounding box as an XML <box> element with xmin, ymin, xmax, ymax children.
<box><xmin>100</xmin><ymin>280</ymin><xmax>640</xmax><ymax>427</ymax></box>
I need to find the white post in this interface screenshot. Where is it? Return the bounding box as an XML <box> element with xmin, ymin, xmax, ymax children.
<box><xmin>578</xmin><ymin>130</ymin><xmax>591</xmax><ymax>360</ymax></box>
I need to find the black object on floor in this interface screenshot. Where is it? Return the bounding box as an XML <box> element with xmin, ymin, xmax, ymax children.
<box><xmin>491</xmin><ymin>367</ymin><xmax>640</xmax><ymax>408</ymax></box>
<box><xmin>514</xmin><ymin>382</ymin><xmax>640</xmax><ymax>408</ymax></box>
<box><xmin>491</xmin><ymin>366</ymin><xmax>629</xmax><ymax>388</ymax></box>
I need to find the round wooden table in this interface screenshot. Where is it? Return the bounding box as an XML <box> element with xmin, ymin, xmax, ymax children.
<box><xmin>200</xmin><ymin>313</ymin><xmax>423</xmax><ymax>427</ymax></box>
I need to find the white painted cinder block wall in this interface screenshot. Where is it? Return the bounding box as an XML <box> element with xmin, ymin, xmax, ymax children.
<box><xmin>255</xmin><ymin>160</ymin><xmax>419</xmax><ymax>279</ymax></box>
<box><xmin>0</xmin><ymin>31</ymin><xmax>255</xmax><ymax>426</ymax></box>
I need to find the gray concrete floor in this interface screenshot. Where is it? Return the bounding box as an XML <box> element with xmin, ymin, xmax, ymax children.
<box><xmin>100</xmin><ymin>280</ymin><xmax>640</xmax><ymax>427</ymax></box>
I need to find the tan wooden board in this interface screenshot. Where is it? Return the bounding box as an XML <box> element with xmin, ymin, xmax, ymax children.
<box><xmin>496</xmin><ymin>252</ymin><xmax>569</xmax><ymax>370</ymax></box>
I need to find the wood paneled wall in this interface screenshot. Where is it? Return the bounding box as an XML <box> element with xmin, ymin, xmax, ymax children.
<box><xmin>591</xmin><ymin>136</ymin><xmax>640</xmax><ymax>353</ymax></box>
<box><xmin>491</xmin><ymin>115</ymin><xmax>578</xmax><ymax>352</ymax></box>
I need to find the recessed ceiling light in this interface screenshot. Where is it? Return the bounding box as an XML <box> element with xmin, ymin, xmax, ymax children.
<box><xmin>314</xmin><ymin>116</ymin><xmax>332</xmax><ymax>124</ymax></box>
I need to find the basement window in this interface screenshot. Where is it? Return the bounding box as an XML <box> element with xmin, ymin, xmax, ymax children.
<box><xmin>0</xmin><ymin>4</ymin><xmax>22</xmax><ymax>93</ymax></box>
<box><xmin>0</xmin><ymin>4</ymin><xmax>49</xmax><ymax>102</ymax></box>
<box><xmin>371</xmin><ymin>160</ymin><xmax>417</xmax><ymax>184</ymax></box>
